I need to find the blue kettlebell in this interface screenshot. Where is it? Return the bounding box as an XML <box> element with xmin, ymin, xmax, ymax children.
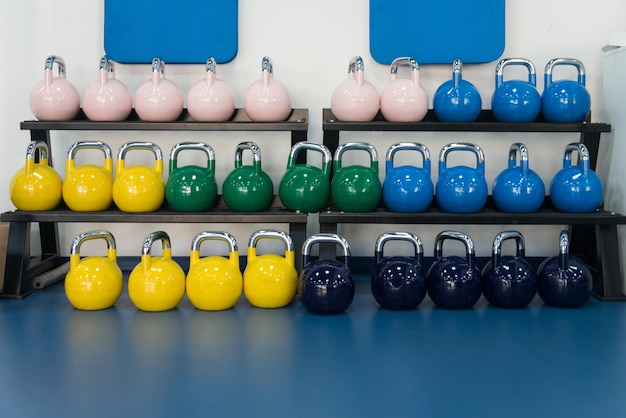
<box><xmin>541</xmin><ymin>58</ymin><xmax>591</xmax><ymax>123</ymax></box>
<box><xmin>492</xmin><ymin>143</ymin><xmax>545</xmax><ymax>213</ymax></box>
<box><xmin>427</xmin><ymin>230</ymin><xmax>482</xmax><ymax>310</ymax></box>
<box><xmin>436</xmin><ymin>142</ymin><xmax>488</xmax><ymax>213</ymax></box>
<box><xmin>383</xmin><ymin>142</ymin><xmax>433</xmax><ymax>212</ymax></box>
<box><xmin>481</xmin><ymin>230</ymin><xmax>537</xmax><ymax>309</ymax></box>
<box><xmin>550</xmin><ymin>143</ymin><xmax>603</xmax><ymax>213</ymax></box>
<box><xmin>537</xmin><ymin>230</ymin><xmax>592</xmax><ymax>308</ymax></box>
<box><xmin>371</xmin><ymin>231</ymin><xmax>426</xmax><ymax>310</ymax></box>
<box><xmin>433</xmin><ymin>58</ymin><xmax>482</xmax><ymax>122</ymax></box>
<box><xmin>491</xmin><ymin>58</ymin><xmax>541</xmax><ymax>123</ymax></box>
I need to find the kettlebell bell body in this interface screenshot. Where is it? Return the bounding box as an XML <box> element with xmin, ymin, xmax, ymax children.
<box><xmin>491</xmin><ymin>58</ymin><xmax>541</xmax><ymax>123</ymax></box>
<box><xmin>222</xmin><ymin>141</ymin><xmax>274</xmax><ymax>212</ymax></box>
<box><xmin>29</xmin><ymin>55</ymin><xmax>80</xmax><ymax>121</ymax></box>
<box><xmin>433</xmin><ymin>58</ymin><xmax>482</xmax><ymax>122</ymax></box>
<box><xmin>380</xmin><ymin>57</ymin><xmax>428</xmax><ymax>122</ymax></box>
<box><xmin>481</xmin><ymin>230</ymin><xmax>537</xmax><ymax>308</ymax></box>
<box><xmin>537</xmin><ymin>230</ymin><xmax>592</xmax><ymax>308</ymax></box>
<box><xmin>243</xmin><ymin>230</ymin><xmax>298</xmax><ymax>308</ymax></box>
<box><xmin>298</xmin><ymin>233</ymin><xmax>354</xmax><ymax>314</ymax></box>
<box><xmin>279</xmin><ymin>141</ymin><xmax>332</xmax><ymax>212</ymax></box>
<box><xmin>371</xmin><ymin>231</ymin><xmax>426</xmax><ymax>310</ymax></box>
<box><xmin>550</xmin><ymin>143</ymin><xmax>603</xmax><ymax>212</ymax></box>
<box><xmin>427</xmin><ymin>231</ymin><xmax>482</xmax><ymax>309</ymax></box>
<box><xmin>244</xmin><ymin>56</ymin><xmax>292</xmax><ymax>122</ymax></box>
<box><xmin>330</xmin><ymin>56</ymin><xmax>380</xmax><ymax>122</ymax></box>
<box><xmin>165</xmin><ymin>142</ymin><xmax>218</xmax><ymax>212</ymax></box>
<box><xmin>541</xmin><ymin>58</ymin><xmax>591</xmax><ymax>123</ymax></box>
<box><xmin>383</xmin><ymin>142</ymin><xmax>433</xmax><ymax>212</ymax></box>
<box><xmin>10</xmin><ymin>141</ymin><xmax>62</xmax><ymax>211</ymax></box>
<box><xmin>186</xmin><ymin>231</ymin><xmax>242</xmax><ymax>311</ymax></box>
<box><xmin>492</xmin><ymin>143</ymin><xmax>545</xmax><ymax>213</ymax></box>
<box><xmin>128</xmin><ymin>231</ymin><xmax>186</xmax><ymax>311</ymax></box>
<box><xmin>187</xmin><ymin>57</ymin><xmax>236</xmax><ymax>122</ymax></box>
<box><xmin>134</xmin><ymin>58</ymin><xmax>184</xmax><ymax>122</ymax></box>
<box><xmin>82</xmin><ymin>55</ymin><xmax>133</xmax><ymax>122</ymax></box>
<box><xmin>331</xmin><ymin>142</ymin><xmax>382</xmax><ymax>212</ymax></box>
<box><xmin>112</xmin><ymin>142</ymin><xmax>165</xmax><ymax>212</ymax></box>
<box><xmin>62</xmin><ymin>141</ymin><xmax>114</xmax><ymax>212</ymax></box>
<box><xmin>436</xmin><ymin>142</ymin><xmax>488</xmax><ymax>213</ymax></box>
<box><xmin>64</xmin><ymin>230</ymin><xmax>123</xmax><ymax>310</ymax></box>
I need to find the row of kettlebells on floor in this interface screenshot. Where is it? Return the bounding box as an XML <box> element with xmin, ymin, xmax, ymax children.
<box><xmin>10</xmin><ymin>137</ymin><xmax>603</xmax><ymax>214</ymax></box>
<box><xmin>64</xmin><ymin>227</ymin><xmax>592</xmax><ymax>314</ymax></box>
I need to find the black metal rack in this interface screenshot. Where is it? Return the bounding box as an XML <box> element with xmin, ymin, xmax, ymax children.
<box><xmin>320</xmin><ymin>108</ymin><xmax>626</xmax><ymax>301</ymax></box>
<box><xmin>0</xmin><ymin>109</ymin><xmax>309</xmax><ymax>299</ymax></box>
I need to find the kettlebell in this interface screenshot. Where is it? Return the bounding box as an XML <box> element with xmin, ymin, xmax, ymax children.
<box><xmin>134</xmin><ymin>57</ymin><xmax>184</xmax><ymax>122</ymax></box>
<box><xmin>243</xmin><ymin>230</ymin><xmax>298</xmax><ymax>309</ymax></box>
<box><xmin>371</xmin><ymin>231</ymin><xmax>426</xmax><ymax>310</ymax></box>
<box><xmin>382</xmin><ymin>142</ymin><xmax>434</xmax><ymax>213</ymax></box>
<box><xmin>436</xmin><ymin>142</ymin><xmax>488</xmax><ymax>213</ymax></box>
<box><xmin>222</xmin><ymin>141</ymin><xmax>274</xmax><ymax>212</ymax></box>
<box><xmin>427</xmin><ymin>230</ymin><xmax>482</xmax><ymax>310</ymax></box>
<box><xmin>29</xmin><ymin>55</ymin><xmax>80</xmax><ymax>121</ymax></box>
<box><xmin>481</xmin><ymin>230</ymin><xmax>537</xmax><ymax>309</ymax></box>
<box><xmin>244</xmin><ymin>56</ymin><xmax>292</xmax><ymax>122</ymax></box>
<box><xmin>330</xmin><ymin>56</ymin><xmax>380</xmax><ymax>122</ymax></box>
<box><xmin>165</xmin><ymin>142</ymin><xmax>218</xmax><ymax>212</ymax></box>
<box><xmin>278</xmin><ymin>141</ymin><xmax>332</xmax><ymax>213</ymax></box>
<box><xmin>380</xmin><ymin>57</ymin><xmax>428</xmax><ymax>122</ymax></box>
<box><xmin>298</xmin><ymin>233</ymin><xmax>354</xmax><ymax>315</ymax></box>
<box><xmin>10</xmin><ymin>141</ymin><xmax>62</xmax><ymax>211</ymax></box>
<box><xmin>549</xmin><ymin>143</ymin><xmax>603</xmax><ymax>213</ymax></box>
<box><xmin>128</xmin><ymin>231</ymin><xmax>186</xmax><ymax>312</ymax></box>
<box><xmin>537</xmin><ymin>230</ymin><xmax>592</xmax><ymax>308</ymax></box>
<box><xmin>492</xmin><ymin>143</ymin><xmax>545</xmax><ymax>213</ymax></box>
<box><xmin>65</xmin><ymin>230</ymin><xmax>123</xmax><ymax>310</ymax></box>
<box><xmin>82</xmin><ymin>55</ymin><xmax>133</xmax><ymax>122</ymax></box>
<box><xmin>541</xmin><ymin>58</ymin><xmax>591</xmax><ymax>123</ymax></box>
<box><xmin>187</xmin><ymin>57</ymin><xmax>236</xmax><ymax>122</ymax></box>
<box><xmin>112</xmin><ymin>142</ymin><xmax>165</xmax><ymax>212</ymax></box>
<box><xmin>330</xmin><ymin>142</ymin><xmax>382</xmax><ymax>212</ymax></box>
<box><xmin>433</xmin><ymin>58</ymin><xmax>482</xmax><ymax>122</ymax></box>
<box><xmin>62</xmin><ymin>141</ymin><xmax>114</xmax><ymax>212</ymax></box>
<box><xmin>186</xmin><ymin>231</ymin><xmax>242</xmax><ymax>311</ymax></box>
<box><xmin>491</xmin><ymin>58</ymin><xmax>541</xmax><ymax>123</ymax></box>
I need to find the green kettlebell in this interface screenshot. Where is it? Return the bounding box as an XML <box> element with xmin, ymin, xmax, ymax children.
<box><xmin>222</xmin><ymin>141</ymin><xmax>274</xmax><ymax>212</ymax></box>
<box><xmin>278</xmin><ymin>141</ymin><xmax>332</xmax><ymax>213</ymax></box>
<box><xmin>165</xmin><ymin>142</ymin><xmax>218</xmax><ymax>212</ymax></box>
<box><xmin>331</xmin><ymin>142</ymin><xmax>382</xmax><ymax>212</ymax></box>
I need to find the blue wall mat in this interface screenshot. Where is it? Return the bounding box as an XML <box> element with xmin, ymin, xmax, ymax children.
<box><xmin>370</xmin><ymin>0</ymin><xmax>505</xmax><ymax>65</ymax></box>
<box><xmin>104</xmin><ymin>0</ymin><xmax>238</xmax><ymax>64</ymax></box>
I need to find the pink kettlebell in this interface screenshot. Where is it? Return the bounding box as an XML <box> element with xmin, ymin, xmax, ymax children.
<box><xmin>82</xmin><ymin>56</ymin><xmax>132</xmax><ymax>122</ymax></box>
<box><xmin>244</xmin><ymin>56</ymin><xmax>292</xmax><ymax>122</ymax></box>
<box><xmin>29</xmin><ymin>55</ymin><xmax>80</xmax><ymax>121</ymax></box>
<box><xmin>380</xmin><ymin>57</ymin><xmax>428</xmax><ymax>122</ymax></box>
<box><xmin>134</xmin><ymin>58</ymin><xmax>184</xmax><ymax>122</ymax></box>
<box><xmin>330</xmin><ymin>56</ymin><xmax>380</xmax><ymax>122</ymax></box>
<box><xmin>187</xmin><ymin>57</ymin><xmax>236</xmax><ymax>122</ymax></box>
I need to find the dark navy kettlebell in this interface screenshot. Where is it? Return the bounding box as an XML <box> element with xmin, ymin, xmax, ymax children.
<box><xmin>436</xmin><ymin>142</ymin><xmax>488</xmax><ymax>213</ymax></box>
<box><xmin>427</xmin><ymin>230</ymin><xmax>482</xmax><ymax>309</ymax></box>
<box><xmin>382</xmin><ymin>142</ymin><xmax>434</xmax><ymax>213</ymax></box>
<box><xmin>298</xmin><ymin>233</ymin><xmax>354</xmax><ymax>314</ymax></box>
<box><xmin>537</xmin><ymin>230</ymin><xmax>592</xmax><ymax>308</ymax></box>
<box><xmin>549</xmin><ymin>143</ymin><xmax>603</xmax><ymax>213</ymax></box>
<box><xmin>481</xmin><ymin>230</ymin><xmax>537</xmax><ymax>308</ymax></box>
<box><xmin>371</xmin><ymin>231</ymin><xmax>426</xmax><ymax>310</ymax></box>
<box><xmin>541</xmin><ymin>58</ymin><xmax>591</xmax><ymax>123</ymax></box>
<box><xmin>492</xmin><ymin>143</ymin><xmax>545</xmax><ymax>213</ymax></box>
<box><xmin>433</xmin><ymin>58</ymin><xmax>482</xmax><ymax>122</ymax></box>
<box><xmin>491</xmin><ymin>58</ymin><xmax>541</xmax><ymax>123</ymax></box>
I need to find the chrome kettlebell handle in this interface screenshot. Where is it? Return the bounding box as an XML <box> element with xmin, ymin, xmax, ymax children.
<box><xmin>492</xmin><ymin>230</ymin><xmax>525</xmax><ymax>257</ymax></box>
<box><xmin>386</xmin><ymin>142</ymin><xmax>431</xmax><ymax>168</ymax></box>
<box><xmin>301</xmin><ymin>233</ymin><xmax>351</xmax><ymax>257</ymax></box>
<box><xmin>116</xmin><ymin>141</ymin><xmax>164</xmax><ymax>161</ymax></box>
<box><xmin>287</xmin><ymin>142</ymin><xmax>332</xmax><ymax>171</ymax></box>
<box><xmin>70</xmin><ymin>230</ymin><xmax>117</xmax><ymax>255</ymax></box>
<box><xmin>190</xmin><ymin>230</ymin><xmax>238</xmax><ymax>253</ymax></box>
<box><xmin>248</xmin><ymin>229</ymin><xmax>294</xmax><ymax>252</ymax></box>
<box><xmin>562</xmin><ymin>143</ymin><xmax>591</xmax><ymax>175</ymax></box>
<box><xmin>26</xmin><ymin>140</ymin><xmax>50</xmax><ymax>162</ymax></box>
<box><xmin>434</xmin><ymin>230</ymin><xmax>475</xmax><ymax>260</ymax></box>
<box><xmin>495</xmin><ymin>58</ymin><xmax>537</xmax><ymax>87</ymax></box>
<box><xmin>333</xmin><ymin>142</ymin><xmax>379</xmax><ymax>172</ymax></box>
<box><xmin>348</xmin><ymin>56</ymin><xmax>365</xmax><ymax>74</ymax></box>
<box><xmin>261</xmin><ymin>56</ymin><xmax>273</xmax><ymax>74</ymax></box>
<box><xmin>375</xmin><ymin>231</ymin><xmax>423</xmax><ymax>256</ymax></box>
<box><xmin>44</xmin><ymin>55</ymin><xmax>66</xmax><ymax>75</ymax></box>
<box><xmin>141</xmin><ymin>231</ymin><xmax>172</xmax><ymax>256</ymax></box>
<box><xmin>544</xmin><ymin>58</ymin><xmax>586</xmax><ymax>86</ymax></box>
<box><xmin>234</xmin><ymin>141</ymin><xmax>262</xmax><ymax>165</ymax></box>
<box><xmin>390</xmin><ymin>57</ymin><xmax>419</xmax><ymax>75</ymax></box>
<box><xmin>169</xmin><ymin>142</ymin><xmax>215</xmax><ymax>171</ymax></box>
<box><xmin>67</xmin><ymin>141</ymin><xmax>113</xmax><ymax>160</ymax></box>
<box><xmin>439</xmin><ymin>142</ymin><xmax>485</xmax><ymax>165</ymax></box>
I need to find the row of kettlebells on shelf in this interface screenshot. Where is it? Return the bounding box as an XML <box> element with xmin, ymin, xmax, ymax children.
<box><xmin>64</xmin><ymin>228</ymin><xmax>592</xmax><ymax>314</ymax></box>
<box><xmin>10</xmin><ymin>137</ymin><xmax>603</xmax><ymax>214</ymax></box>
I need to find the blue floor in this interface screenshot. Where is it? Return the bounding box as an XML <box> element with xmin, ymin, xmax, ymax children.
<box><xmin>1</xmin><ymin>276</ymin><xmax>626</xmax><ymax>418</ymax></box>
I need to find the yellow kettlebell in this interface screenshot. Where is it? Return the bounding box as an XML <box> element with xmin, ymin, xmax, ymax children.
<box><xmin>10</xmin><ymin>140</ymin><xmax>62</xmax><ymax>211</ymax></box>
<box><xmin>64</xmin><ymin>230</ymin><xmax>123</xmax><ymax>310</ymax></box>
<box><xmin>243</xmin><ymin>229</ymin><xmax>298</xmax><ymax>308</ymax></box>
<box><xmin>112</xmin><ymin>142</ymin><xmax>165</xmax><ymax>212</ymax></box>
<box><xmin>186</xmin><ymin>231</ymin><xmax>243</xmax><ymax>311</ymax></box>
<box><xmin>128</xmin><ymin>231</ymin><xmax>186</xmax><ymax>311</ymax></box>
<box><xmin>62</xmin><ymin>141</ymin><xmax>114</xmax><ymax>211</ymax></box>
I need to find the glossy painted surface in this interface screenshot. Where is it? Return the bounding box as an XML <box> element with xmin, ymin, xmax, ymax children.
<box><xmin>128</xmin><ymin>256</ymin><xmax>186</xmax><ymax>312</ymax></box>
<box><xmin>298</xmin><ymin>259</ymin><xmax>355</xmax><ymax>314</ymax></box>
<box><xmin>537</xmin><ymin>254</ymin><xmax>592</xmax><ymax>308</ymax></box>
<box><xmin>550</xmin><ymin>166</ymin><xmax>604</xmax><ymax>213</ymax></box>
<box><xmin>481</xmin><ymin>256</ymin><xmax>537</xmax><ymax>308</ymax></box>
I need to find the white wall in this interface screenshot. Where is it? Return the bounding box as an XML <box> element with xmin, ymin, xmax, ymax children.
<box><xmin>0</xmin><ymin>0</ymin><xmax>625</xmax><ymax>258</ymax></box>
